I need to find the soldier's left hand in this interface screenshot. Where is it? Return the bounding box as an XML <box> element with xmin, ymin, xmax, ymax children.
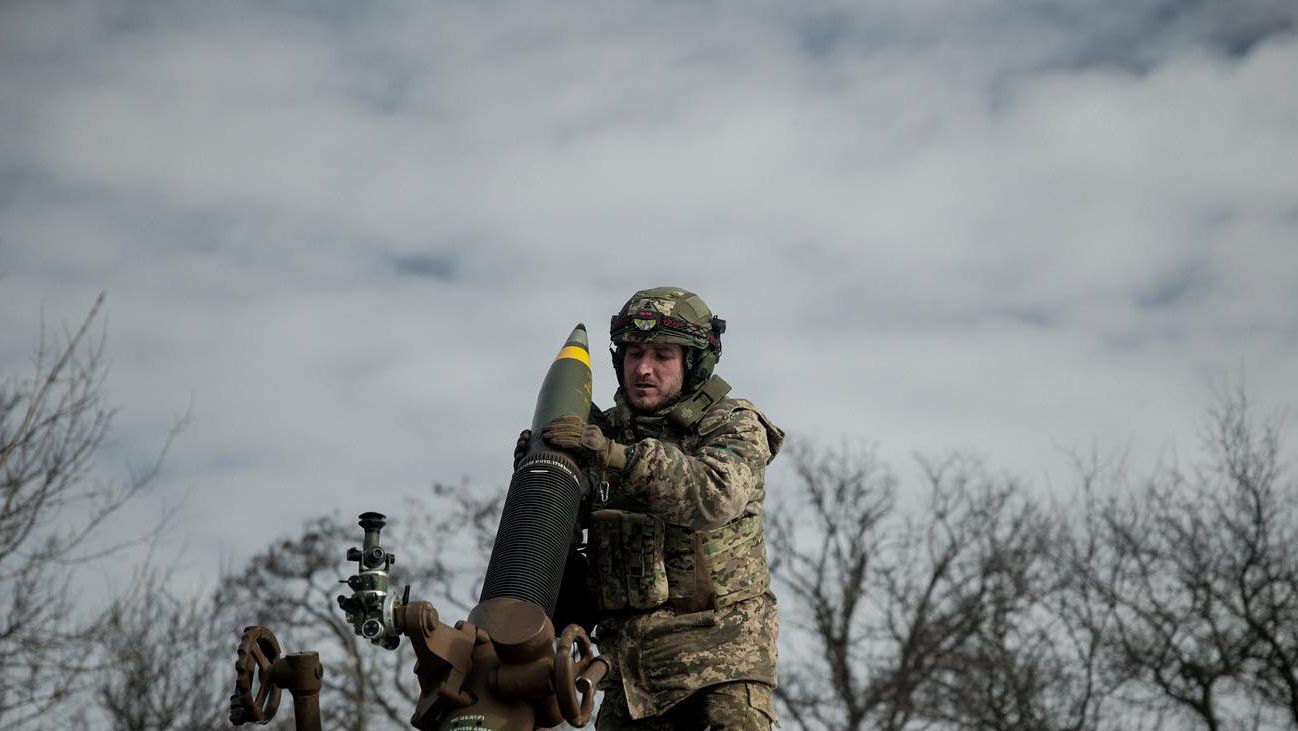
<box><xmin>542</xmin><ymin>415</ymin><xmax>627</xmax><ymax>471</ymax></box>
<box><xmin>512</xmin><ymin>429</ymin><xmax>531</xmax><ymax>470</ymax></box>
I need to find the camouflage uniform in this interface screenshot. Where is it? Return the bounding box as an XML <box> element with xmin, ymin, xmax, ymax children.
<box><xmin>529</xmin><ymin>288</ymin><xmax>782</xmax><ymax>729</ymax></box>
<box><xmin>587</xmin><ymin>378</ymin><xmax>783</xmax><ymax>729</ymax></box>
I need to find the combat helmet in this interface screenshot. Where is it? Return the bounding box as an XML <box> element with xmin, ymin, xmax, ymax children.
<box><xmin>609</xmin><ymin>287</ymin><xmax>726</xmax><ymax>393</ymax></box>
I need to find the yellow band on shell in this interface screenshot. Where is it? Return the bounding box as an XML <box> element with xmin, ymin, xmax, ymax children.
<box><xmin>555</xmin><ymin>345</ymin><xmax>591</xmax><ymax>368</ymax></box>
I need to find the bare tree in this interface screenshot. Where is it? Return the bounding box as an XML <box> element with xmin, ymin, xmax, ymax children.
<box><xmin>771</xmin><ymin>444</ymin><xmax>1129</xmax><ymax>731</ymax></box>
<box><xmin>1083</xmin><ymin>389</ymin><xmax>1298</xmax><ymax>731</ymax></box>
<box><xmin>0</xmin><ymin>293</ymin><xmax>181</xmax><ymax>727</ymax></box>
<box><xmin>902</xmin><ymin>457</ymin><xmax>1056</xmax><ymax>731</ymax></box>
<box><xmin>768</xmin><ymin>442</ymin><xmax>895</xmax><ymax>731</ymax></box>
<box><xmin>1047</xmin><ymin>454</ymin><xmax>1149</xmax><ymax>731</ymax></box>
<box><xmin>1202</xmin><ymin>390</ymin><xmax>1298</xmax><ymax>726</ymax></box>
<box><xmin>93</xmin><ymin>565</ymin><xmax>231</xmax><ymax>731</ymax></box>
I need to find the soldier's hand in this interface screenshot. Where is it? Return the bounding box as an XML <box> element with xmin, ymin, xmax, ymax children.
<box><xmin>542</xmin><ymin>416</ymin><xmax>627</xmax><ymax>471</ymax></box>
<box><xmin>541</xmin><ymin>415</ymin><xmax>586</xmax><ymax>449</ymax></box>
<box><xmin>513</xmin><ymin>429</ymin><xmax>531</xmax><ymax>470</ymax></box>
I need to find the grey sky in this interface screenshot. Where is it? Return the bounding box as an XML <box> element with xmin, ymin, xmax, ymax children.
<box><xmin>2</xmin><ymin>0</ymin><xmax>1297</xmax><ymax>597</ymax></box>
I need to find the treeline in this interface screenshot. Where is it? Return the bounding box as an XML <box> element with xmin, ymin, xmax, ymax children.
<box><xmin>771</xmin><ymin>390</ymin><xmax>1298</xmax><ymax>731</ymax></box>
<box><xmin>4</xmin><ymin>300</ymin><xmax>1296</xmax><ymax>730</ymax></box>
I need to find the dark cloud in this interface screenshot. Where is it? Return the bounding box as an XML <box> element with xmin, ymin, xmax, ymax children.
<box><xmin>388</xmin><ymin>251</ymin><xmax>457</xmax><ymax>281</ymax></box>
<box><xmin>1002</xmin><ymin>307</ymin><xmax>1058</xmax><ymax>329</ymax></box>
<box><xmin>778</xmin><ymin>1</ymin><xmax>1297</xmax><ymax>74</ymax></box>
<box><xmin>1037</xmin><ymin>0</ymin><xmax>1296</xmax><ymax>73</ymax></box>
<box><xmin>1136</xmin><ymin>259</ymin><xmax>1215</xmax><ymax>310</ymax></box>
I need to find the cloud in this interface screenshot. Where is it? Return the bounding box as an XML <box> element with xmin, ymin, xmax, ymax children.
<box><xmin>1</xmin><ymin>0</ymin><xmax>1296</xmax><ymax>601</ymax></box>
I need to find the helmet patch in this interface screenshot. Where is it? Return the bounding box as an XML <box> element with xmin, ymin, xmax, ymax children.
<box><xmin>632</xmin><ymin>308</ymin><xmax>659</xmax><ymax>331</ymax></box>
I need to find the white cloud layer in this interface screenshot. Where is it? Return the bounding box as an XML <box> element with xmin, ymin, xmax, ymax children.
<box><xmin>2</xmin><ymin>0</ymin><xmax>1296</xmax><ymax>595</ymax></box>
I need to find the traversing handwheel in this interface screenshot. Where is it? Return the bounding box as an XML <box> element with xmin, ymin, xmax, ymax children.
<box><xmin>230</xmin><ymin>625</ymin><xmax>283</xmax><ymax>725</ymax></box>
<box><xmin>554</xmin><ymin>624</ymin><xmax>606</xmax><ymax>727</ymax></box>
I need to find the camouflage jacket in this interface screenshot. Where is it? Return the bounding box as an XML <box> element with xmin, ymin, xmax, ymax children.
<box><xmin>588</xmin><ymin>387</ymin><xmax>784</xmax><ymax>719</ymax></box>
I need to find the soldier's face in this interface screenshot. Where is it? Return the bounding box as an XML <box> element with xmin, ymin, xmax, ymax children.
<box><xmin>622</xmin><ymin>343</ymin><xmax>685</xmax><ymax>411</ymax></box>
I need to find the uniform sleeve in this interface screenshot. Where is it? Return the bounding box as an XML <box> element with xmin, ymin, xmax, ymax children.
<box><xmin>620</xmin><ymin>408</ymin><xmax>773</xmax><ymax>530</ymax></box>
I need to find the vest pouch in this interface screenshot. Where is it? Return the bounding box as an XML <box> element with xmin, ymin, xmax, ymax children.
<box><xmin>589</xmin><ymin>509</ymin><xmax>628</xmax><ymax>611</ymax></box>
<box><xmin>665</xmin><ymin>514</ymin><xmax>770</xmax><ymax>612</ymax></box>
<box><xmin>705</xmin><ymin>514</ymin><xmax>770</xmax><ymax>608</ymax></box>
<box><xmin>620</xmin><ymin>512</ymin><xmax>669</xmax><ymax>609</ymax></box>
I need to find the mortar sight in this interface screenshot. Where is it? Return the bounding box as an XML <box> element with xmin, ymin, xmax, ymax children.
<box><xmin>338</xmin><ymin>511</ymin><xmax>403</xmax><ymax>649</ymax></box>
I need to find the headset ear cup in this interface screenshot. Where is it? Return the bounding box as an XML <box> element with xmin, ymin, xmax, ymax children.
<box><xmin>611</xmin><ymin>345</ymin><xmax>625</xmax><ymax>387</ymax></box>
<box><xmin>691</xmin><ymin>350</ymin><xmax>717</xmax><ymax>385</ymax></box>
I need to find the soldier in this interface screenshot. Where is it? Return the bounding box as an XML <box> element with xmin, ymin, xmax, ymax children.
<box><xmin>527</xmin><ymin>287</ymin><xmax>784</xmax><ymax>730</ymax></box>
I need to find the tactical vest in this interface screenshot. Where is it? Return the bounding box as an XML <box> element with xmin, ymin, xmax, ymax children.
<box><xmin>588</xmin><ymin>377</ymin><xmax>773</xmax><ymax>615</ymax></box>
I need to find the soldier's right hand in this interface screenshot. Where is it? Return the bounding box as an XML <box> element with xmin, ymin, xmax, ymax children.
<box><xmin>542</xmin><ymin>415</ymin><xmax>627</xmax><ymax>471</ymax></box>
<box><xmin>513</xmin><ymin>429</ymin><xmax>531</xmax><ymax>470</ymax></box>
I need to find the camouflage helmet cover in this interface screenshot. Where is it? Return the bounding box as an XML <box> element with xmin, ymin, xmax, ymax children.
<box><xmin>609</xmin><ymin>287</ymin><xmax>724</xmax><ymax>357</ymax></box>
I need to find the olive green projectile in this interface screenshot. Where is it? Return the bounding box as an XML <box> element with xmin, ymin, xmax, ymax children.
<box><xmin>527</xmin><ymin>323</ymin><xmax>593</xmax><ymax>449</ymax></box>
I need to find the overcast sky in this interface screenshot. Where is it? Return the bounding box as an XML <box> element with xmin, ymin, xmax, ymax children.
<box><xmin>2</xmin><ymin>0</ymin><xmax>1297</xmax><ymax>596</ymax></box>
